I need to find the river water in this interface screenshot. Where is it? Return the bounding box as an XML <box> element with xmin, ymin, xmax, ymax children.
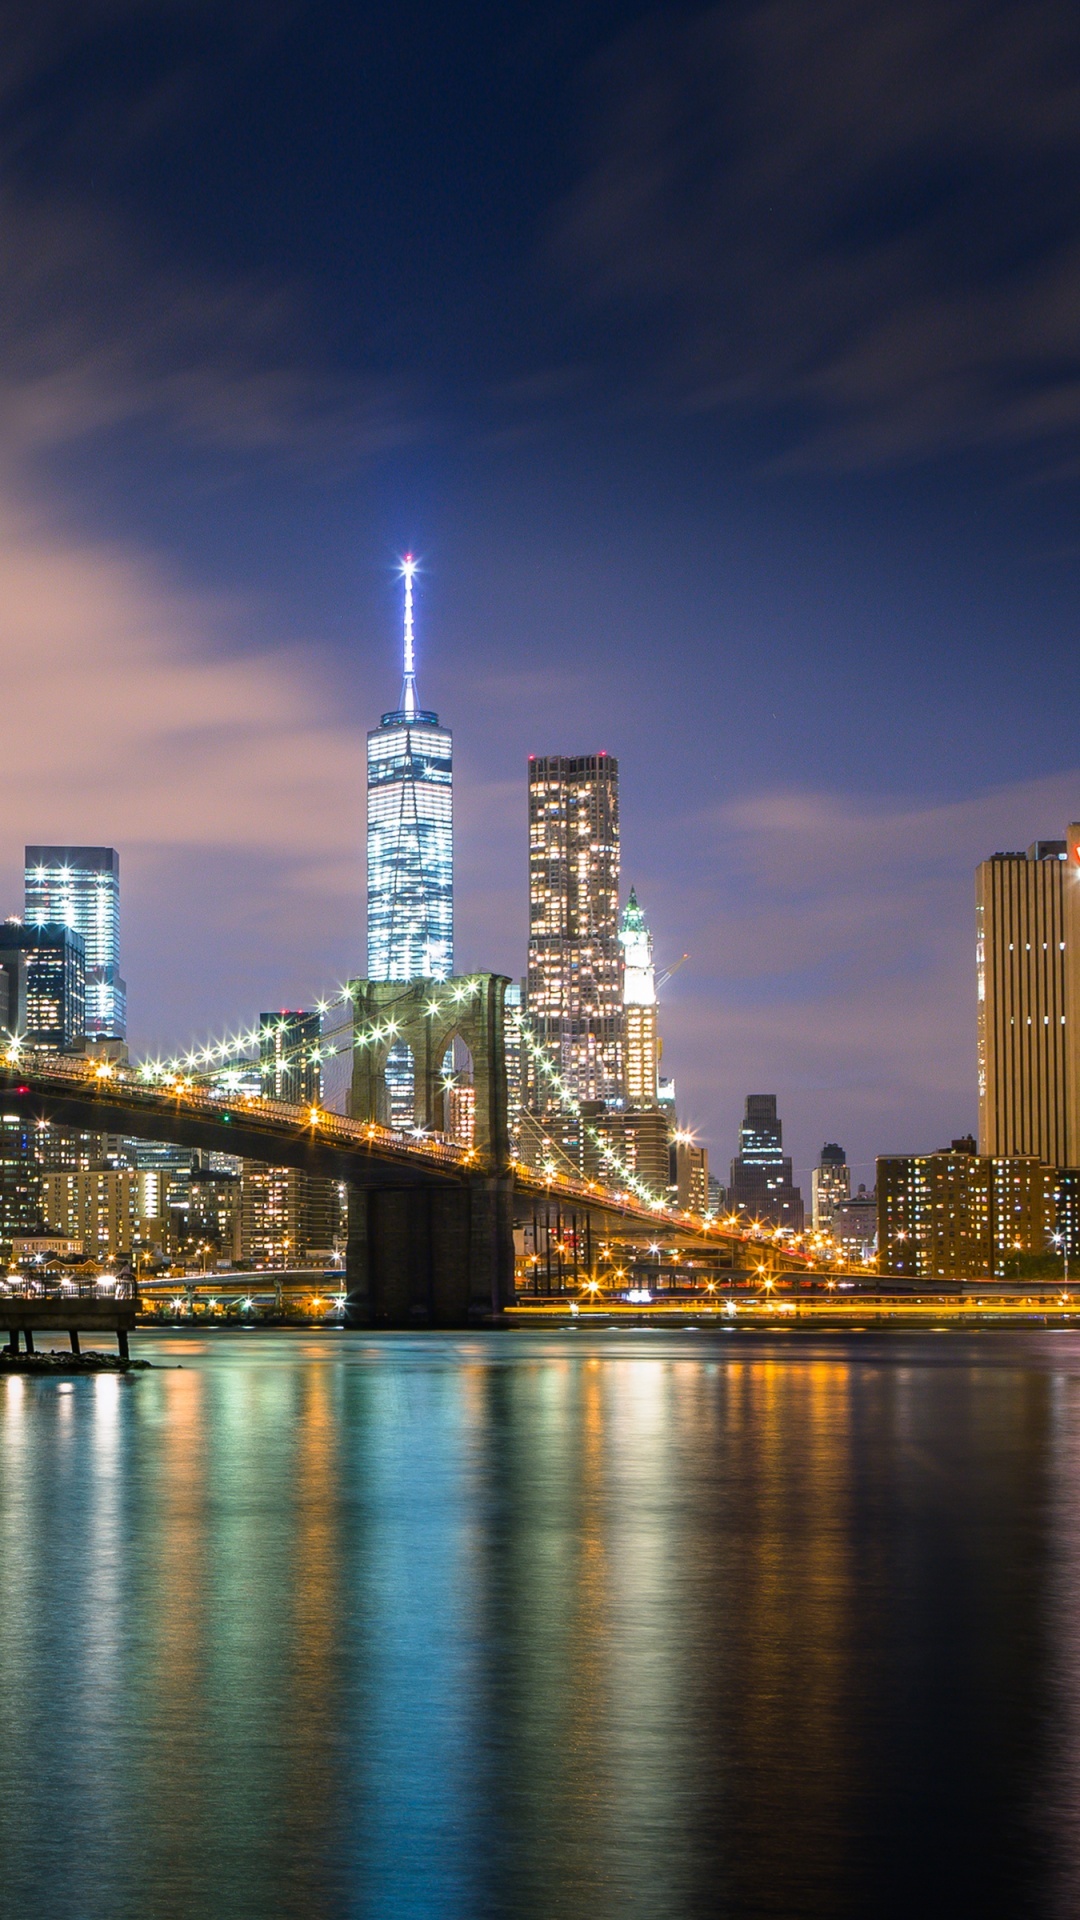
<box><xmin>3</xmin><ymin>1327</ymin><xmax>1080</xmax><ymax>1916</ymax></box>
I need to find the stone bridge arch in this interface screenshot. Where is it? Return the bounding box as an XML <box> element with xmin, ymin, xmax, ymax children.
<box><xmin>348</xmin><ymin>973</ymin><xmax>510</xmax><ymax>1168</ymax></box>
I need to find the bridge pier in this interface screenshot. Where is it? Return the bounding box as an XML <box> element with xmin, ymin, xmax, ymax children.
<box><xmin>344</xmin><ymin>1172</ymin><xmax>514</xmax><ymax>1328</ymax></box>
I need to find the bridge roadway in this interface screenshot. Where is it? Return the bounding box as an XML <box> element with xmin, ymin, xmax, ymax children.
<box><xmin>0</xmin><ymin>1050</ymin><xmax>807</xmax><ymax>1322</ymax></box>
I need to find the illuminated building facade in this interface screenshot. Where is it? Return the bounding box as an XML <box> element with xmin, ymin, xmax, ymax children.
<box><xmin>977</xmin><ymin>830</ymin><xmax>1080</xmax><ymax>1166</ymax></box>
<box><xmin>619</xmin><ymin>888</ymin><xmax>658</xmax><ymax>1107</ymax></box>
<box><xmin>0</xmin><ymin>921</ymin><xmax>85</xmax><ymax>1052</ymax></box>
<box><xmin>24</xmin><ymin>846</ymin><xmax>126</xmax><ymax>1039</ymax></box>
<box><xmin>367</xmin><ymin>560</ymin><xmax>452</xmax><ymax>1129</ymax></box>
<box><xmin>812</xmin><ymin>1143</ymin><xmax>850</xmax><ymax>1232</ymax></box>
<box><xmin>831</xmin><ymin>1184</ymin><xmax>876</xmax><ymax>1262</ymax></box>
<box><xmin>0</xmin><ymin>1113</ymin><xmax>47</xmax><ymax>1250</ymax></box>
<box><xmin>528</xmin><ymin>752</ymin><xmax>621</xmax><ymax>1106</ymax></box>
<box><xmin>877</xmin><ymin>1146</ymin><xmax>1054</xmax><ymax>1279</ymax></box>
<box><xmin>259</xmin><ymin>1011</ymin><xmax>321</xmax><ymax>1104</ymax></box>
<box><xmin>240</xmin><ymin>1163</ymin><xmax>344</xmax><ymax>1268</ymax></box>
<box><xmin>674</xmin><ymin>1136</ymin><xmax>709</xmax><ymax>1213</ymax></box>
<box><xmin>43</xmin><ymin>1169</ymin><xmax>142</xmax><ymax>1259</ymax></box>
<box><xmin>728</xmin><ymin>1094</ymin><xmax>804</xmax><ymax>1231</ymax></box>
<box><xmin>367</xmin><ymin>560</ymin><xmax>453</xmax><ymax>986</ymax></box>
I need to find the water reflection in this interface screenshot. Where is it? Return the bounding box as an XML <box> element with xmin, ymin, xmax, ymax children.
<box><xmin>0</xmin><ymin>1331</ymin><xmax>1076</xmax><ymax>1916</ymax></box>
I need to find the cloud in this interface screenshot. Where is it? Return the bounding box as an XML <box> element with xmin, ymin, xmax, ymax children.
<box><xmin>0</xmin><ymin>492</ymin><xmax>375</xmax><ymax>1045</ymax></box>
<box><xmin>557</xmin><ymin>0</ymin><xmax>1080</xmax><ymax>465</ymax></box>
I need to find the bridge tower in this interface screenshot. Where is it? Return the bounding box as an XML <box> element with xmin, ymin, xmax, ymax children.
<box><xmin>344</xmin><ymin>972</ymin><xmax>515</xmax><ymax>1326</ymax></box>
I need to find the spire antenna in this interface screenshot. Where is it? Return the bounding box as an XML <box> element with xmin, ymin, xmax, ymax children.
<box><xmin>400</xmin><ymin>555</ymin><xmax>418</xmax><ymax>719</ymax></box>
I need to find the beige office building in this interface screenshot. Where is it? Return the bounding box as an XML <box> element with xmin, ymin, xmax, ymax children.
<box><xmin>977</xmin><ymin>828</ymin><xmax>1080</xmax><ymax>1167</ymax></box>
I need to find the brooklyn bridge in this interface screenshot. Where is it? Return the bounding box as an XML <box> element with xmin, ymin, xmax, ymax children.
<box><xmin>0</xmin><ymin>972</ymin><xmax>809</xmax><ymax>1325</ymax></box>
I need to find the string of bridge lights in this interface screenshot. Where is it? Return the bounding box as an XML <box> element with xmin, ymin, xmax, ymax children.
<box><xmin>131</xmin><ymin>977</ymin><xmax>488</xmax><ymax>1085</ymax></box>
<box><xmin>519</xmin><ymin>1027</ymin><xmax>668</xmax><ymax>1212</ymax></box>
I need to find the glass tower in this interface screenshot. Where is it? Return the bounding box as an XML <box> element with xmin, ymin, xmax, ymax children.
<box><xmin>24</xmin><ymin>846</ymin><xmax>126</xmax><ymax>1039</ymax></box>
<box><xmin>366</xmin><ymin>561</ymin><xmax>453</xmax><ymax>984</ymax></box>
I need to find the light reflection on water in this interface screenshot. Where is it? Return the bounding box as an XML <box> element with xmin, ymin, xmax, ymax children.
<box><xmin>1</xmin><ymin>1329</ymin><xmax>1079</xmax><ymax>1916</ymax></box>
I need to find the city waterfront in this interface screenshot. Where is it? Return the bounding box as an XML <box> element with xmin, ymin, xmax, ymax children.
<box><xmin>3</xmin><ymin>1328</ymin><xmax>1080</xmax><ymax>1917</ymax></box>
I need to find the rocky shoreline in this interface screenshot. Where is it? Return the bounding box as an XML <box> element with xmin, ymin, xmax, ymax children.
<box><xmin>0</xmin><ymin>1350</ymin><xmax>151</xmax><ymax>1375</ymax></box>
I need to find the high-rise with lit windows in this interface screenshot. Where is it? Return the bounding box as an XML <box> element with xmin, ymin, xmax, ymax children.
<box><xmin>24</xmin><ymin>846</ymin><xmax>126</xmax><ymax>1039</ymax></box>
<box><xmin>366</xmin><ymin>560</ymin><xmax>452</xmax><ymax>985</ymax></box>
<box><xmin>527</xmin><ymin>752</ymin><xmax>621</xmax><ymax>1106</ymax></box>
<box><xmin>976</xmin><ymin>829</ymin><xmax>1080</xmax><ymax>1166</ymax></box>
<box><xmin>619</xmin><ymin>887</ymin><xmax>658</xmax><ymax>1107</ymax></box>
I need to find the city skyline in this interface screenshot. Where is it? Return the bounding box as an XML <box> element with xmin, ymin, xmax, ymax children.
<box><xmin>1</xmin><ymin>4</ymin><xmax>1078</xmax><ymax>1188</ymax></box>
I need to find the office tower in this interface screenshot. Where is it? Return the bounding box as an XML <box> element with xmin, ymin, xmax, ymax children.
<box><xmin>0</xmin><ymin>921</ymin><xmax>85</xmax><ymax>1051</ymax></box>
<box><xmin>812</xmin><ymin>1143</ymin><xmax>850</xmax><ymax>1232</ymax></box>
<box><xmin>528</xmin><ymin>752</ymin><xmax>621</xmax><ymax>1106</ymax></box>
<box><xmin>188</xmin><ymin>1167</ymin><xmax>241</xmax><ymax>1261</ymax></box>
<box><xmin>878</xmin><ymin>1146</ymin><xmax>1053</xmax><ymax>1279</ymax></box>
<box><xmin>586</xmin><ymin>1104</ymin><xmax>670</xmax><ymax>1196</ymax></box>
<box><xmin>976</xmin><ymin>830</ymin><xmax>1080</xmax><ymax>1166</ymax></box>
<box><xmin>25</xmin><ymin>847</ymin><xmax>126</xmax><ymax>1039</ymax></box>
<box><xmin>259</xmin><ymin>1011</ymin><xmax>321</xmax><ymax>1104</ymax></box>
<box><xmin>674</xmin><ymin>1136</ymin><xmax>709</xmax><ymax>1213</ymax></box>
<box><xmin>620</xmin><ymin>888</ymin><xmax>658</xmax><ymax>1107</ymax></box>
<box><xmin>728</xmin><ymin>1094</ymin><xmax>805</xmax><ymax>1231</ymax></box>
<box><xmin>367</xmin><ymin>559</ymin><xmax>453</xmax><ymax>984</ymax></box>
<box><xmin>832</xmin><ymin>1183</ymin><xmax>876</xmax><ymax>1262</ymax></box>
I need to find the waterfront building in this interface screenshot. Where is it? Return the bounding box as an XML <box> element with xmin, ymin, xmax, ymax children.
<box><xmin>188</xmin><ymin>1167</ymin><xmax>241</xmax><ymax>1261</ymax></box>
<box><xmin>1055</xmin><ymin>1168</ymin><xmax>1080</xmax><ymax>1263</ymax></box>
<box><xmin>620</xmin><ymin>888</ymin><xmax>658</xmax><ymax>1107</ymax></box>
<box><xmin>877</xmin><ymin>1145</ymin><xmax>1054</xmax><ymax>1279</ymax></box>
<box><xmin>976</xmin><ymin>830</ymin><xmax>1080</xmax><ymax>1167</ymax></box>
<box><xmin>527</xmin><ymin>752</ymin><xmax>621</xmax><ymax>1108</ymax></box>
<box><xmin>729</xmin><ymin>1094</ymin><xmax>805</xmax><ymax>1231</ymax></box>
<box><xmin>259</xmin><ymin>1011</ymin><xmax>321</xmax><ymax>1104</ymax></box>
<box><xmin>24</xmin><ymin>846</ymin><xmax>126</xmax><ymax>1039</ymax></box>
<box><xmin>239</xmin><ymin>1163</ymin><xmax>345</xmax><ymax>1268</ymax></box>
<box><xmin>0</xmin><ymin>920</ymin><xmax>85</xmax><ymax>1052</ymax></box>
<box><xmin>812</xmin><ymin>1143</ymin><xmax>849</xmax><ymax>1233</ymax></box>
<box><xmin>42</xmin><ymin>1168</ymin><xmax>143</xmax><ymax>1260</ymax></box>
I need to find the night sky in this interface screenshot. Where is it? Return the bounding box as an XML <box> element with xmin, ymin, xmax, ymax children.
<box><xmin>3</xmin><ymin>0</ymin><xmax>1080</xmax><ymax>1188</ymax></box>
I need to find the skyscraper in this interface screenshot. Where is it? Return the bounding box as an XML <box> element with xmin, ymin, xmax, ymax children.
<box><xmin>527</xmin><ymin>752</ymin><xmax>621</xmax><ymax>1106</ymax></box>
<box><xmin>728</xmin><ymin>1094</ymin><xmax>804</xmax><ymax>1231</ymax></box>
<box><xmin>24</xmin><ymin>847</ymin><xmax>126</xmax><ymax>1039</ymax></box>
<box><xmin>812</xmin><ymin>1142</ymin><xmax>849</xmax><ymax>1232</ymax></box>
<box><xmin>259</xmin><ymin>1011</ymin><xmax>321</xmax><ymax>1104</ymax></box>
<box><xmin>976</xmin><ymin>829</ymin><xmax>1080</xmax><ymax>1166</ymax></box>
<box><xmin>366</xmin><ymin>559</ymin><xmax>453</xmax><ymax>984</ymax></box>
<box><xmin>0</xmin><ymin>921</ymin><xmax>85</xmax><ymax>1052</ymax></box>
<box><xmin>619</xmin><ymin>887</ymin><xmax>658</xmax><ymax>1107</ymax></box>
